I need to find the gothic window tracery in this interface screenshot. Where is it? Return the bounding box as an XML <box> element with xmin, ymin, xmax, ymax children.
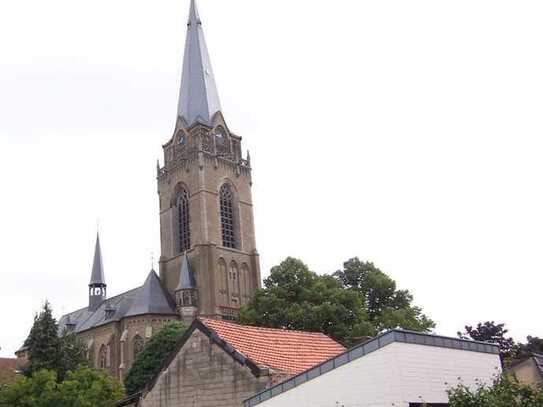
<box><xmin>219</xmin><ymin>184</ymin><xmax>237</xmax><ymax>249</ymax></box>
<box><xmin>228</xmin><ymin>261</ymin><xmax>240</xmax><ymax>306</ymax></box>
<box><xmin>202</xmin><ymin>134</ymin><xmax>213</xmax><ymax>153</ymax></box>
<box><xmin>176</xmin><ymin>187</ymin><xmax>191</xmax><ymax>253</ymax></box>
<box><xmin>217</xmin><ymin>258</ymin><xmax>228</xmax><ymax>306</ymax></box>
<box><xmin>241</xmin><ymin>263</ymin><xmax>251</xmax><ymax>303</ymax></box>
<box><xmin>215</xmin><ymin>127</ymin><xmax>229</xmax><ymax>156</ymax></box>
<box><xmin>133</xmin><ymin>335</ymin><xmax>144</xmax><ymax>360</ymax></box>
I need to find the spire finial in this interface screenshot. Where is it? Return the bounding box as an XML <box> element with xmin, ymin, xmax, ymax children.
<box><xmin>188</xmin><ymin>0</ymin><xmax>201</xmax><ymax>26</ymax></box>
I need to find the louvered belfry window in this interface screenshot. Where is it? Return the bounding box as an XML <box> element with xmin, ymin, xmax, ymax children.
<box><xmin>177</xmin><ymin>188</ymin><xmax>191</xmax><ymax>253</ymax></box>
<box><xmin>220</xmin><ymin>184</ymin><xmax>236</xmax><ymax>248</ymax></box>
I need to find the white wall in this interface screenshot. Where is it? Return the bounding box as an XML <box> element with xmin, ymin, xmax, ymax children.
<box><xmin>255</xmin><ymin>342</ymin><xmax>501</xmax><ymax>407</ymax></box>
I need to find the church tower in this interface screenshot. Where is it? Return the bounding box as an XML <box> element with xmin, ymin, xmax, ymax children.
<box><xmin>157</xmin><ymin>0</ymin><xmax>261</xmax><ymax>321</ymax></box>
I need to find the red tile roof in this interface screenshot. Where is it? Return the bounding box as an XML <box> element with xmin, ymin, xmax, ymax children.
<box><xmin>200</xmin><ymin>318</ymin><xmax>345</xmax><ymax>375</ymax></box>
<box><xmin>0</xmin><ymin>358</ymin><xmax>18</xmax><ymax>384</ymax></box>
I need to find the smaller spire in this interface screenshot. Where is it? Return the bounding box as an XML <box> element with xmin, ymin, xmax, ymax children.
<box><xmin>89</xmin><ymin>233</ymin><xmax>105</xmax><ymax>286</ymax></box>
<box><xmin>176</xmin><ymin>253</ymin><xmax>196</xmax><ymax>291</ymax></box>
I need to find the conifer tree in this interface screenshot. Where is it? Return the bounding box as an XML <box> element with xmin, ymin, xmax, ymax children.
<box><xmin>23</xmin><ymin>301</ymin><xmax>62</xmax><ymax>378</ymax></box>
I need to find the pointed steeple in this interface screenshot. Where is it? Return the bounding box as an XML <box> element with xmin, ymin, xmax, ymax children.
<box><xmin>176</xmin><ymin>253</ymin><xmax>196</xmax><ymax>291</ymax></box>
<box><xmin>89</xmin><ymin>233</ymin><xmax>105</xmax><ymax>285</ymax></box>
<box><xmin>88</xmin><ymin>232</ymin><xmax>107</xmax><ymax>311</ymax></box>
<box><xmin>177</xmin><ymin>0</ymin><xmax>222</xmax><ymax>126</ymax></box>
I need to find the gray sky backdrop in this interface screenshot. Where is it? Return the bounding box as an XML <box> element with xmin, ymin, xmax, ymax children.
<box><xmin>1</xmin><ymin>0</ymin><xmax>542</xmax><ymax>357</ymax></box>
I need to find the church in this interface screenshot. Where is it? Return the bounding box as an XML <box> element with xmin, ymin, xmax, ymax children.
<box><xmin>56</xmin><ymin>0</ymin><xmax>262</xmax><ymax>380</ymax></box>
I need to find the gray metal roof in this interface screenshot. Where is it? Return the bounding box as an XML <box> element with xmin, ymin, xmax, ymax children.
<box><xmin>89</xmin><ymin>233</ymin><xmax>106</xmax><ymax>286</ymax></box>
<box><xmin>59</xmin><ymin>271</ymin><xmax>176</xmax><ymax>334</ymax></box>
<box><xmin>177</xmin><ymin>0</ymin><xmax>222</xmax><ymax>126</ymax></box>
<box><xmin>176</xmin><ymin>254</ymin><xmax>196</xmax><ymax>290</ymax></box>
<box><xmin>244</xmin><ymin>329</ymin><xmax>500</xmax><ymax>407</ymax></box>
<box><xmin>124</xmin><ymin>270</ymin><xmax>177</xmax><ymax>318</ymax></box>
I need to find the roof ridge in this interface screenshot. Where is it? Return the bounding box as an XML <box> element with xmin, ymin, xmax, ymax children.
<box><xmin>199</xmin><ymin>318</ymin><xmax>336</xmax><ymax>338</ymax></box>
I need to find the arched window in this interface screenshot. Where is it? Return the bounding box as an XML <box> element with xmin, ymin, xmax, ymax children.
<box><xmin>176</xmin><ymin>188</ymin><xmax>191</xmax><ymax>253</ymax></box>
<box><xmin>220</xmin><ymin>184</ymin><xmax>237</xmax><ymax>249</ymax></box>
<box><xmin>99</xmin><ymin>344</ymin><xmax>107</xmax><ymax>369</ymax></box>
<box><xmin>133</xmin><ymin>335</ymin><xmax>144</xmax><ymax>360</ymax></box>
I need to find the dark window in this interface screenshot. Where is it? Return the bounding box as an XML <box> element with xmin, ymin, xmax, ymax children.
<box><xmin>219</xmin><ymin>184</ymin><xmax>237</xmax><ymax>248</ymax></box>
<box><xmin>177</xmin><ymin>188</ymin><xmax>191</xmax><ymax>253</ymax></box>
<box><xmin>99</xmin><ymin>345</ymin><xmax>107</xmax><ymax>369</ymax></box>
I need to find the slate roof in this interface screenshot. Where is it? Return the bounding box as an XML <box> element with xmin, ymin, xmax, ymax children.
<box><xmin>177</xmin><ymin>0</ymin><xmax>222</xmax><ymax>126</ymax></box>
<box><xmin>176</xmin><ymin>254</ymin><xmax>196</xmax><ymax>290</ymax></box>
<box><xmin>58</xmin><ymin>270</ymin><xmax>176</xmax><ymax>334</ymax></box>
<box><xmin>200</xmin><ymin>318</ymin><xmax>346</xmax><ymax>375</ymax></box>
<box><xmin>89</xmin><ymin>233</ymin><xmax>105</xmax><ymax>285</ymax></box>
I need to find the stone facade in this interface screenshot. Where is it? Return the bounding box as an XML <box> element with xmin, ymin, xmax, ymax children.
<box><xmin>79</xmin><ymin>315</ymin><xmax>179</xmax><ymax>379</ymax></box>
<box><xmin>138</xmin><ymin>327</ymin><xmax>269</xmax><ymax>407</ymax></box>
<box><xmin>158</xmin><ymin>113</ymin><xmax>261</xmax><ymax>321</ymax></box>
<box><xmin>509</xmin><ymin>355</ymin><xmax>543</xmax><ymax>388</ymax></box>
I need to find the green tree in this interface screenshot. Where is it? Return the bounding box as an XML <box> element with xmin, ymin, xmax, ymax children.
<box><xmin>58</xmin><ymin>330</ymin><xmax>88</xmax><ymax>379</ymax></box>
<box><xmin>458</xmin><ymin>321</ymin><xmax>519</xmax><ymax>363</ymax></box>
<box><xmin>23</xmin><ymin>302</ymin><xmax>87</xmax><ymax>381</ymax></box>
<box><xmin>334</xmin><ymin>258</ymin><xmax>435</xmax><ymax>332</ymax></box>
<box><xmin>519</xmin><ymin>336</ymin><xmax>543</xmax><ymax>357</ymax></box>
<box><xmin>124</xmin><ymin>321</ymin><xmax>187</xmax><ymax>396</ymax></box>
<box><xmin>23</xmin><ymin>301</ymin><xmax>62</xmax><ymax>378</ymax></box>
<box><xmin>0</xmin><ymin>367</ymin><xmax>123</xmax><ymax>407</ymax></box>
<box><xmin>58</xmin><ymin>367</ymin><xmax>124</xmax><ymax>407</ymax></box>
<box><xmin>447</xmin><ymin>373</ymin><xmax>543</xmax><ymax>407</ymax></box>
<box><xmin>240</xmin><ymin>257</ymin><xmax>428</xmax><ymax>346</ymax></box>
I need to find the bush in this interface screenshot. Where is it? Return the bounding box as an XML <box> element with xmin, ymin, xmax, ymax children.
<box><xmin>447</xmin><ymin>373</ymin><xmax>543</xmax><ymax>407</ymax></box>
<box><xmin>124</xmin><ymin>322</ymin><xmax>187</xmax><ymax>395</ymax></box>
<box><xmin>0</xmin><ymin>367</ymin><xmax>124</xmax><ymax>407</ymax></box>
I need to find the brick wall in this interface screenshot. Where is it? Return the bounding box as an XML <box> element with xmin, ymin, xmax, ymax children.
<box><xmin>140</xmin><ymin>328</ymin><xmax>270</xmax><ymax>407</ymax></box>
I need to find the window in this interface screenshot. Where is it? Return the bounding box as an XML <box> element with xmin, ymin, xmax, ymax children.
<box><xmin>133</xmin><ymin>335</ymin><xmax>144</xmax><ymax>360</ymax></box>
<box><xmin>99</xmin><ymin>345</ymin><xmax>107</xmax><ymax>369</ymax></box>
<box><xmin>219</xmin><ymin>184</ymin><xmax>237</xmax><ymax>248</ymax></box>
<box><xmin>176</xmin><ymin>188</ymin><xmax>191</xmax><ymax>253</ymax></box>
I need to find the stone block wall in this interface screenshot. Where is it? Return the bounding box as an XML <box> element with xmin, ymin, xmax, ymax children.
<box><xmin>140</xmin><ymin>328</ymin><xmax>270</xmax><ymax>407</ymax></box>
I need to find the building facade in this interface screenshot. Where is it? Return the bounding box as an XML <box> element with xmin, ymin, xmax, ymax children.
<box><xmin>116</xmin><ymin>318</ymin><xmax>345</xmax><ymax>407</ymax></box>
<box><xmin>49</xmin><ymin>0</ymin><xmax>261</xmax><ymax>379</ymax></box>
<box><xmin>244</xmin><ymin>330</ymin><xmax>502</xmax><ymax>407</ymax></box>
<box><xmin>157</xmin><ymin>0</ymin><xmax>261</xmax><ymax>322</ymax></box>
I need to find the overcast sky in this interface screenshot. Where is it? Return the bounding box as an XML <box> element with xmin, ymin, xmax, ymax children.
<box><xmin>1</xmin><ymin>0</ymin><xmax>542</xmax><ymax>357</ymax></box>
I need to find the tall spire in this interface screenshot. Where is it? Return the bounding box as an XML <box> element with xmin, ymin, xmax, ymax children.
<box><xmin>177</xmin><ymin>0</ymin><xmax>222</xmax><ymax>126</ymax></box>
<box><xmin>89</xmin><ymin>233</ymin><xmax>105</xmax><ymax>285</ymax></box>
